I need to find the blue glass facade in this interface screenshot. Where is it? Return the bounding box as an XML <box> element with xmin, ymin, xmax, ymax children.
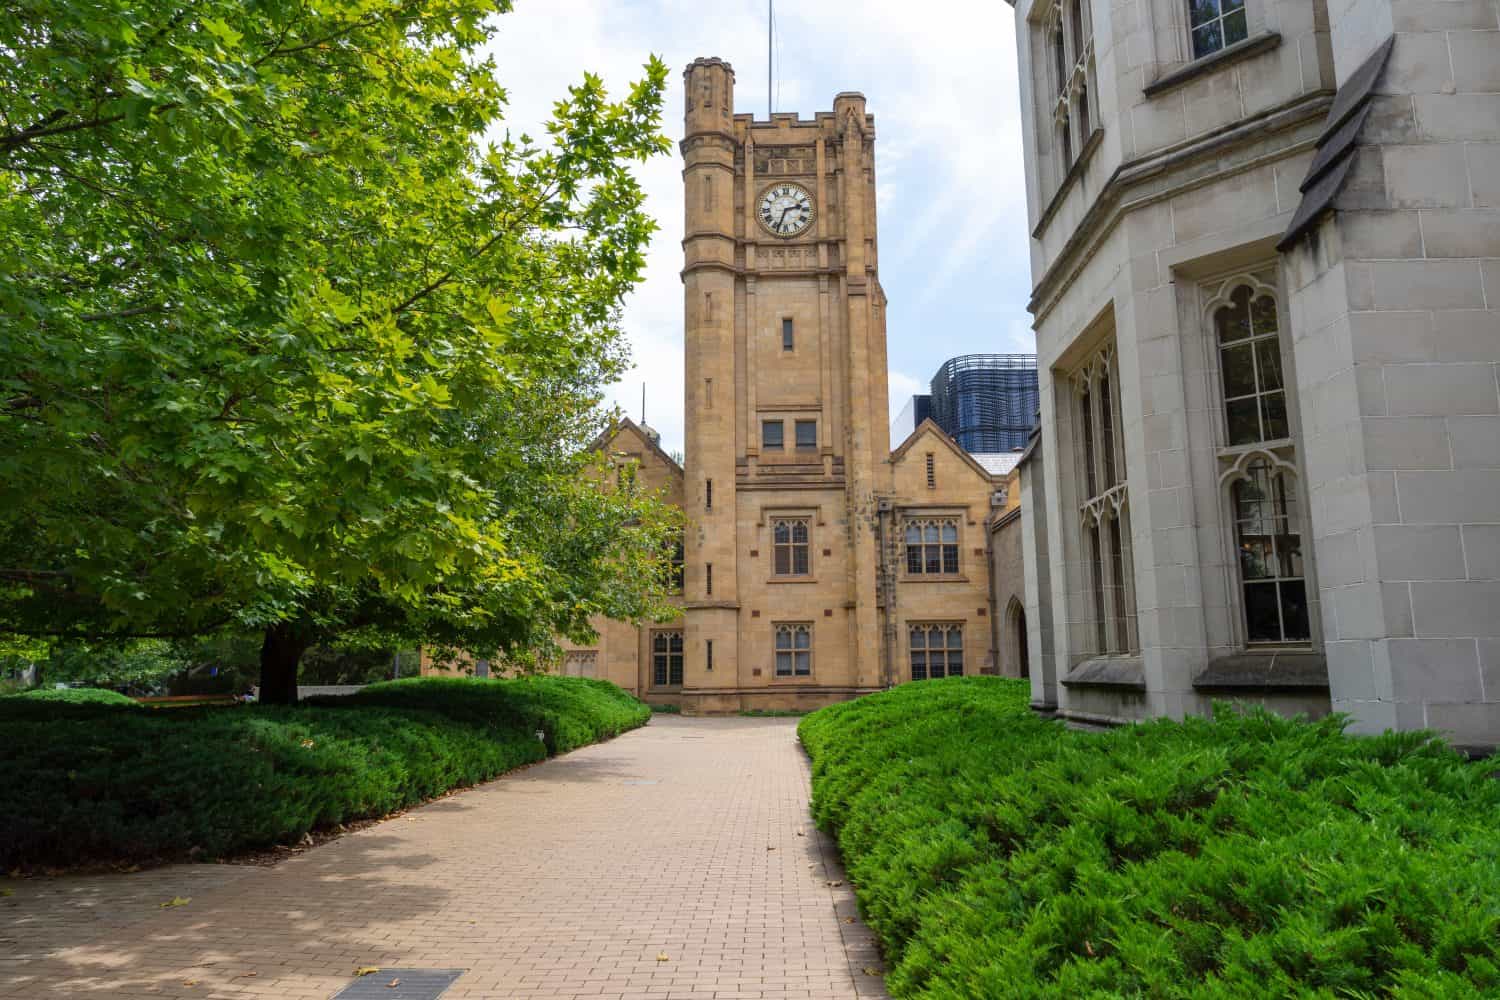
<box><xmin>929</xmin><ymin>355</ymin><xmax>1039</xmax><ymax>453</ymax></box>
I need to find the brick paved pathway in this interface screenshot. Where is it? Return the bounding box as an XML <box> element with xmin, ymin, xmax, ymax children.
<box><xmin>0</xmin><ymin>716</ymin><xmax>889</xmax><ymax>1000</ymax></box>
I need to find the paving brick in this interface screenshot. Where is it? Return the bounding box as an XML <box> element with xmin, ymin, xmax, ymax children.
<box><xmin>0</xmin><ymin>718</ymin><xmax>887</xmax><ymax>1000</ymax></box>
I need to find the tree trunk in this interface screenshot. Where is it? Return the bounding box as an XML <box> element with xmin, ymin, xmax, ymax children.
<box><xmin>258</xmin><ymin>623</ymin><xmax>311</xmax><ymax>705</ymax></box>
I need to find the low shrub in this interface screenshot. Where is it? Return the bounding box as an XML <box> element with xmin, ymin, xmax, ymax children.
<box><xmin>1</xmin><ymin>675</ymin><xmax>648</xmax><ymax>869</ymax></box>
<box><xmin>799</xmin><ymin>677</ymin><xmax>1500</xmax><ymax>998</ymax></box>
<box><xmin>4</xmin><ymin>686</ymin><xmax>139</xmax><ymax>707</ymax></box>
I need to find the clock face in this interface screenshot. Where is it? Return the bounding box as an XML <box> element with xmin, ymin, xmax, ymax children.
<box><xmin>758</xmin><ymin>183</ymin><xmax>814</xmax><ymax>238</ymax></box>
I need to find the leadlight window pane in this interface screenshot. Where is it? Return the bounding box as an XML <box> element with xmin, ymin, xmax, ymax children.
<box><xmin>949</xmin><ymin>650</ymin><xmax>964</xmax><ymax>676</ymax></box>
<box><xmin>793</xmin><ymin>546</ymin><xmax>809</xmax><ymax>575</ymax></box>
<box><xmin>1226</xmin><ymin>398</ymin><xmax>1261</xmax><ymax>445</ymax></box>
<box><xmin>1081</xmin><ymin>387</ymin><xmax>1097</xmax><ymax>497</ymax></box>
<box><xmin>1221</xmin><ymin>344</ymin><xmax>1257</xmax><ymax>398</ymax></box>
<box><xmin>1089</xmin><ymin>523</ymin><xmax>1107</xmax><ymax>653</ymax></box>
<box><xmin>792</xmin><ymin>521</ymin><xmax>808</xmax><ymax>543</ymax></box>
<box><xmin>1223</xmin><ymin>7</ymin><xmax>1248</xmax><ymax>44</ymax></box>
<box><xmin>926</xmin><ymin>546</ymin><xmax>942</xmax><ymax>574</ymax></box>
<box><xmin>1100</xmin><ymin>374</ymin><xmax>1117</xmax><ymax>489</ymax></box>
<box><xmin>794</xmin><ymin>652</ymin><xmax>810</xmax><ymax>675</ymax></box>
<box><xmin>776</xmin><ymin>651</ymin><xmax>793</xmax><ymax>675</ymax></box>
<box><xmin>1244</xmin><ymin>582</ymin><xmax>1282</xmax><ymax>641</ymax></box>
<box><xmin>911</xmin><ymin>651</ymin><xmax>927</xmax><ymax>680</ymax></box>
<box><xmin>1262</xmin><ymin>392</ymin><xmax>1289</xmax><ymax>440</ymax></box>
<box><xmin>775</xmin><ymin>547</ymin><xmax>790</xmax><ymax>575</ymax></box>
<box><xmin>947</xmin><ymin>627</ymin><xmax>963</xmax><ymax>649</ymax></box>
<box><xmin>942</xmin><ymin>545</ymin><xmax>959</xmax><ymax>574</ymax></box>
<box><xmin>1233</xmin><ymin>460</ymin><xmax>1310</xmax><ymax>644</ymax></box>
<box><xmin>1255</xmin><ymin>339</ymin><xmax>1284</xmax><ymax>391</ymax></box>
<box><xmin>907</xmin><ymin>547</ymin><xmax>923</xmax><ymax>574</ymax></box>
<box><xmin>941</xmin><ymin>522</ymin><xmax>958</xmax><ymax>543</ymax></box>
<box><xmin>905</xmin><ymin>524</ymin><xmax>922</xmax><ymax>544</ymax></box>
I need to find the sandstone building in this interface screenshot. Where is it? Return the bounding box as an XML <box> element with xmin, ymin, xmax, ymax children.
<box><xmin>424</xmin><ymin>61</ymin><xmax>1025</xmax><ymax>711</ymax></box>
<box><xmin>1006</xmin><ymin>0</ymin><xmax>1500</xmax><ymax>747</ymax></box>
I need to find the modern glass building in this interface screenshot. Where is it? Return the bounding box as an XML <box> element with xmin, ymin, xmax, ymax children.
<box><xmin>929</xmin><ymin>354</ymin><xmax>1039</xmax><ymax>453</ymax></box>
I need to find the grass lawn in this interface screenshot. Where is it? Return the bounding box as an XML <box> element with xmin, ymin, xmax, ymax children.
<box><xmin>1</xmin><ymin>675</ymin><xmax>649</xmax><ymax>870</ymax></box>
<box><xmin>799</xmin><ymin>677</ymin><xmax>1500</xmax><ymax>998</ymax></box>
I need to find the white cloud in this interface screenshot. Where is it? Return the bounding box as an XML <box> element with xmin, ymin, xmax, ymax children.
<box><xmin>481</xmin><ymin>1</ymin><xmax>1029</xmax><ymax>456</ymax></box>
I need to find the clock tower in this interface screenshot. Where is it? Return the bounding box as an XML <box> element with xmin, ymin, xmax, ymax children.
<box><xmin>679</xmin><ymin>57</ymin><xmax>893</xmax><ymax>712</ymax></box>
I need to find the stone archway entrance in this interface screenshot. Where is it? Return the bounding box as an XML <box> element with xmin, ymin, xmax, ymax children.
<box><xmin>1006</xmin><ymin>597</ymin><xmax>1029</xmax><ymax>680</ymax></box>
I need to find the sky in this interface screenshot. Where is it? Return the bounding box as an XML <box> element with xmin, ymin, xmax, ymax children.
<box><xmin>484</xmin><ymin>0</ymin><xmax>1033</xmax><ymax>456</ymax></box>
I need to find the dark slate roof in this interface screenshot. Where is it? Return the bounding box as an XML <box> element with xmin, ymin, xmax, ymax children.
<box><xmin>1277</xmin><ymin>35</ymin><xmax>1396</xmax><ymax>251</ymax></box>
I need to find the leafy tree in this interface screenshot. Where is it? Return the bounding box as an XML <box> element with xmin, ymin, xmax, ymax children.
<box><xmin>0</xmin><ymin>0</ymin><xmax>680</xmax><ymax>701</ymax></box>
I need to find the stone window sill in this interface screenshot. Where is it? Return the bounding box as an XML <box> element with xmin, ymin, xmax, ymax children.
<box><xmin>1193</xmin><ymin>650</ymin><xmax>1328</xmax><ymax>692</ymax></box>
<box><xmin>1062</xmin><ymin>655</ymin><xmax>1145</xmax><ymax>690</ymax></box>
<box><xmin>768</xmin><ymin>575</ymin><xmax>819</xmax><ymax>584</ymax></box>
<box><xmin>900</xmin><ymin>574</ymin><xmax>971</xmax><ymax>584</ymax></box>
<box><xmin>1142</xmin><ymin>32</ymin><xmax>1282</xmax><ymax>99</ymax></box>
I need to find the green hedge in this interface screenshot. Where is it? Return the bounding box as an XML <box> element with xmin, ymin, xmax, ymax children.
<box><xmin>0</xmin><ymin>675</ymin><xmax>648</xmax><ymax>869</ymax></box>
<box><xmin>5</xmin><ymin>686</ymin><xmax>139</xmax><ymax>707</ymax></box>
<box><xmin>799</xmin><ymin>677</ymin><xmax>1500</xmax><ymax>998</ymax></box>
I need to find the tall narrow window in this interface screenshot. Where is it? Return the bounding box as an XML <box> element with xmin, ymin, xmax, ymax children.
<box><xmin>1233</xmin><ymin>460</ymin><xmax>1310</xmax><ymax>643</ymax></box>
<box><xmin>782</xmin><ymin>318</ymin><xmax>794</xmax><ymax>351</ymax></box>
<box><xmin>706</xmin><ymin>478</ymin><xmax>713</xmax><ymax>511</ymax></box>
<box><xmin>774</xmin><ymin>623</ymin><xmax>812</xmax><ymax>676</ymax></box>
<box><xmin>1099</xmin><ymin>372</ymin><xmax>1117</xmax><ymax>489</ymax></box>
<box><xmin>904</xmin><ymin>518</ymin><xmax>960</xmax><ymax>575</ymax></box>
<box><xmin>772</xmin><ymin>518</ymin><xmax>811</xmax><ymax>576</ymax></box>
<box><xmin>1217</xmin><ymin>285</ymin><xmax>1288</xmax><ymax>446</ymax></box>
<box><xmin>1088</xmin><ymin>522</ymin><xmax>1108</xmax><ymax>653</ymax></box>
<box><xmin>1080</xmin><ymin>385</ymin><xmax>1097</xmax><ymax>498</ymax></box>
<box><xmin>762</xmin><ymin>420</ymin><xmax>784</xmax><ymax>450</ymax></box>
<box><xmin>706</xmin><ymin>563</ymin><xmax>713</xmax><ymax>596</ymax></box>
<box><xmin>1074</xmin><ymin>345</ymin><xmax>1137</xmax><ymax>658</ymax></box>
<box><xmin>909</xmin><ymin>623</ymin><xmax>964</xmax><ymax>680</ymax></box>
<box><xmin>705</xmin><ymin>377</ymin><xmax>713</xmax><ymax>409</ymax></box>
<box><xmin>795</xmin><ymin>420</ymin><xmax>817</xmax><ymax>450</ymax></box>
<box><xmin>669</xmin><ymin>535</ymin><xmax>684</xmax><ymax>592</ymax></box>
<box><xmin>706</xmin><ymin>639</ymin><xmax>714</xmax><ymax>671</ymax></box>
<box><xmin>925</xmin><ymin>453</ymin><xmax>936</xmax><ymax>489</ymax></box>
<box><xmin>1189</xmin><ymin>0</ymin><xmax>1249</xmax><ymax>59</ymax></box>
<box><xmin>652</xmin><ymin>631</ymin><xmax>684</xmax><ymax>687</ymax></box>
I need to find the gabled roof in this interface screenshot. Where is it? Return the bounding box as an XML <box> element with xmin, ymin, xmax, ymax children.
<box><xmin>889</xmin><ymin>418</ymin><xmax>1001</xmax><ymax>482</ymax></box>
<box><xmin>588</xmin><ymin>417</ymin><xmax>685</xmax><ymax>476</ymax></box>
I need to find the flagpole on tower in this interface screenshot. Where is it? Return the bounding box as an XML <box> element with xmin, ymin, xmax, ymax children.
<box><xmin>768</xmin><ymin>0</ymin><xmax>773</xmax><ymax>118</ymax></box>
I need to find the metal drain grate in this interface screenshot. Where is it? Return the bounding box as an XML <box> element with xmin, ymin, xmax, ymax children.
<box><xmin>330</xmin><ymin>969</ymin><xmax>463</xmax><ymax>1000</ymax></box>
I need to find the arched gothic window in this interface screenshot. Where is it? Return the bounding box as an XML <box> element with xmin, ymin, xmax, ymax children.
<box><xmin>1231</xmin><ymin>459</ymin><xmax>1310</xmax><ymax>643</ymax></box>
<box><xmin>1215</xmin><ymin>285</ymin><xmax>1288</xmax><ymax>446</ymax></box>
<box><xmin>774</xmin><ymin>623</ymin><xmax>812</xmax><ymax>677</ymax></box>
<box><xmin>772</xmin><ymin>518</ymin><xmax>810</xmax><ymax>576</ymax></box>
<box><xmin>905</xmin><ymin>517</ymin><xmax>960</xmax><ymax>575</ymax></box>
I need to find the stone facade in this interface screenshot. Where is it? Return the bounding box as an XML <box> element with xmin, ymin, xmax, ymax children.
<box><xmin>989</xmin><ymin>466</ymin><xmax>1031</xmax><ymax>680</ymax></box>
<box><xmin>1007</xmin><ymin>0</ymin><xmax>1500</xmax><ymax>747</ymax></box>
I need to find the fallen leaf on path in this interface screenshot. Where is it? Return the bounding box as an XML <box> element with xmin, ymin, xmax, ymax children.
<box><xmin>844</xmin><ymin>917</ymin><xmax>856</xmax><ymax>924</ymax></box>
<box><xmin>181</xmin><ymin>980</ymin><xmax>198</xmax><ymax>987</ymax></box>
<box><xmin>159</xmin><ymin>897</ymin><xmax>190</xmax><ymax>908</ymax></box>
<box><xmin>766</xmin><ymin>846</ymin><xmax>775</xmax><ymax>851</ymax></box>
<box><xmin>825</xmin><ymin>880</ymin><xmax>843</xmax><ymax>887</ymax></box>
<box><xmin>656</xmin><ymin>952</ymin><xmax>670</xmax><ymax>962</ymax></box>
<box><xmin>863</xmin><ymin>967</ymin><xmax>884</xmax><ymax>976</ymax></box>
<box><xmin>234</xmin><ymin>972</ymin><xmax>257</xmax><ymax>979</ymax></box>
<box><xmin>387</xmin><ymin>979</ymin><xmax>400</xmax><ymax>988</ymax></box>
<box><xmin>355</xmin><ymin>966</ymin><xmax>380</xmax><ymax>976</ymax></box>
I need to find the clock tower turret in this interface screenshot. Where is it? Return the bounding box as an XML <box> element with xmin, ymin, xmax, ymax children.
<box><xmin>679</xmin><ymin>59</ymin><xmax>892</xmax><ymax>713</ymax></box>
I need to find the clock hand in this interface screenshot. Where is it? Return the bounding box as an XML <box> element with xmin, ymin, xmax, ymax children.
<box><xmin>778</xmin><ymin>205</ymin><xmax>794</xmax><ymax>227</ymax></box>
